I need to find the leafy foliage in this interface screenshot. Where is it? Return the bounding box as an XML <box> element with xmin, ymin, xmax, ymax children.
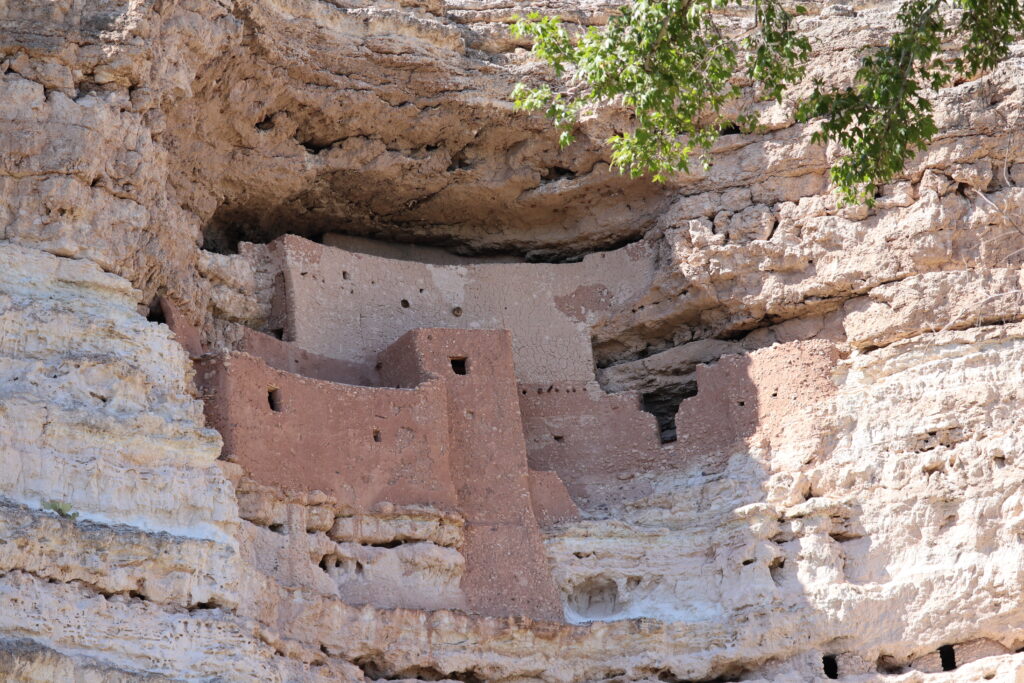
<box><xmin>43</xmin><ymin>499</ymin><xmax>79</xmax><ymax>519</ymax></box>
<box><xmin>511</xmin><ymin>1</ymin><xmax>1024</xmax><ymax>203</ymax></box>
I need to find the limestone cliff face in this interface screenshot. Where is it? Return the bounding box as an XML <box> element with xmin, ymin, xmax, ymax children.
<box><xmin>3</xmin><ymin>0</ymin><xmax>1024</xmax><ymax>681</ymax></box>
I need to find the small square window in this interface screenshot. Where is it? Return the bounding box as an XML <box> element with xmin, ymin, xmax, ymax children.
<box><xmin>450</xmin><ymin>357</ymin><xmax>468</xmax><ymax>375</ymax></box>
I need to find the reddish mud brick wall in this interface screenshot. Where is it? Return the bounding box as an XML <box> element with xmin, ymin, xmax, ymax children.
<box><xmin>232</xmin><ymin>325</ymin><xmax>379</xmax><ymax>385</ymax></box>
<box><xmin>274</xmin><ymin>234</ymin><xmax>657</xmax><ymax>385</ymax></box>
<box><xmin>380</xmin><ymin>328</ymin><xmax>566</xmax><ymax>621</ymax></box>
<box><xmin>528</xmin><ymin>470</ymin><xmax>581</xmax><ymax>526</ymax></box>
<box><xmin>675</xmin><ymin>340</ymin><xmax>844</xmax><ymax>474</ymax></box>
<box><xmin>196</xmin><ymin>352</ymin><xmax>458</xmax><ymax>512</ymax></box>
<box><xmin>157</xmin><ymin>296</ymin><xmax>204</xmax><ymax>358</ymax></box>
<box><xmin>519</xmin><ymin>383</ymin><xmax>670</xmax><ymax>500</ymax></box>
<box><xmin>199</xmin><ymin>327</ymin><xmax>571</xmax><ymax>621</ymax></box>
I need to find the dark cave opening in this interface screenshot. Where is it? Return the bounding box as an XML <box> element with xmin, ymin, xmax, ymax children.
<box><xmin>145</xmin><ymin>298</ymin><xmax>167</xmax><ymax>324</ymax></box>
<box><xmin>822</xmin><ymin>654</ymin><xmax>839</xmax><ymax>679</ymax></box>
<box><xmin>939</xmin><ymin>644</ymin><xmax>957</xmax><ymax>671</ymax></box>
<box><xmin>641</xmin><ymin>384</ymin><xmax>697</xmax><ymax>444</ymax></box>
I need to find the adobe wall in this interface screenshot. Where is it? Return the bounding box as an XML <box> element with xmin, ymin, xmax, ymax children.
<box><xmin>518</xmin><ymin>383</ymin><xmax>670</xmax><ymax>503</ymax></box>
<box><xmin>675</xmin><ymin>339</ymin><xmax>844</xmax><ymax>475</ymax></box>
<box><xmin>256</xmin><ymin>235</ymin><xmax>671</xmax><ymax>511</ymax></box>
<box><xmin>196</xmin><ymin>352</ymin><xmax>458</xmax><ymax>512</ymax></box>
<box><xmin>528</xmin><ymin>470</ymin><xmax>581</xmax><ymax>526</ymax></box>
<box><xmin>273</xmin><ymin>234</ymin><xmax>656</xmax><ymax>384</ymax></box>
<box><xmin>380</xmin><ymin>328</ymin><xmax>565</xmax><ymax>620</ymax></box>
<box><xmin>199</xmin><ymin>328</ymin><xmax>568</xmax><ymax>620</ymax></box>
<box><xmin>230</xmin><ymin>323</ymin><xmax>379</xmax><ymax>386</ymax></box>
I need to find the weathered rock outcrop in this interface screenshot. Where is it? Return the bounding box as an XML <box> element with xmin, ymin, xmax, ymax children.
<box><xmin>4</xmin><ymin>0</ymin><xmax>1024</xmax><ymax>680</ymax></box>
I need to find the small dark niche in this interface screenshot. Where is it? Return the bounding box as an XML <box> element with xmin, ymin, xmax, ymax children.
<box><xmin>939</xmin><ymin>644</ymin><xmax>957</xmax><ymax>671</ymax></box>
<box><xmin>146</xmin><ymin>298</ymin><xmax>166</xmax><ymax>324</ymax></box>
<box><xmin>268</xmin><ymin>388</ymin><xmax>283</xmax><ymax>412</ymax></box>
<box><xmin>447</xmin><ymin>149</ymin><xmax>472</xmax><ymax>172</ymax></box>
<box><xmin>875</xmin><ymin>655</ymin><xmax>904</xmax><ymax>674</ymax></box>
<box><xmin>822</xmin><ymin>654</ymin><xmax>839</xmax><ymax>679</ymax></box>
<box><xmin>541</xmin><ymin>166</ymin><xmax>576</xmax><ymax>183</ymax></box>
<box><xmin>372</xmin><ymin>428</ymin><xmax>382</xmax><ymax>443</ymax></box>
<box><xmin>450</xmin><ymin>357</ymin><xmax>468</xmax><ymax>375</ymax></box>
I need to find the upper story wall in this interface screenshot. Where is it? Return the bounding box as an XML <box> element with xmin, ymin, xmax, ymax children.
<box><xmin>273</xmin><ymin>235</ymin><xmax>657</xmax><ymax>384</ymax></box>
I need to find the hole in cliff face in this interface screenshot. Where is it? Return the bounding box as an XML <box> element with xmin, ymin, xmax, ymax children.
<box><xmin>255</xmin><ymin>115</ymin><xmax>275</xmax><ymax>131</ymax></box>
<box><xmin>203</xmin><ymin>203</ymin><xmax>341</xmax><ymax>254</ymax></box>
<box><xmin>268</xmin><ymin>388</ymin><xmax>283</xmax><ymax>412</ymax></box>
<box><xmin>146</xmin><ymin>298</ymin><xmax>166</xmax><ymax>324</ymax></box>
<box><xmin>354</xmin><ymin>657</ymin><xmax>388</xmax><ymax>679</ymax></box>
<box><xmin>822</xmin><ymin>655</ymin><xmax>839</xmax><ymax>679</ymax></box>
<box><xmin>373</xmin><ymin>429</ymin><xmax>382</xmax><ymax>443</ymax></box>
<box><xmin>450</xmin><ymin>357</ymin><xmax>468</xmax><ymax>375</ymax></box>
<box><xmin>400</xmin><ymin>299</ymin><xmax>410</xmax><ymax>308</ymax></box>
<box><xmin>768</xmin><ymin>556</ymin><xmax>785</xmax><ymax>585</ymax></box>
<box><xmin>297</xmin><ymin>136</ymin><xmax>338</xmax><ymax>155</ymax></box>
<box><xmin>568</xmin><ymin>577</ymin><xmax>620</xmax><ymax>619</ymax></box>
<box><xmin>541</xmin><ymin>166</ymin><xmax>576</xmax><ymax>183</ymax></box>
<box><xmin>876</xmin><ymin>655</ymin><xmax>904</xmax><ymax>674</ymax></box>
<box><xmin>447</xmin><ymin>148</ymin><xmax>472</xmax><ymax>172</ymax></box>
<box><xmin>939</xmin><ymin>644</ymin><xmax>957</xmax><ymax>671</ymax></box>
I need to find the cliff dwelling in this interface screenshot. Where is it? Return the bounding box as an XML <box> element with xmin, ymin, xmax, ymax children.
<box><xmin>4</xmin><ymin>0</ymin><xmax>1024</xmax><ymax>681</ymax></box>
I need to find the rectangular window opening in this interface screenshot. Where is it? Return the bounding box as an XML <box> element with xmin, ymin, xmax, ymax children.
<box><xmin>939</xmin><ymin>645</ymin><xmax>957</xmax><ymax>671</ymax></box>
<box><xmin>268</xmin><ymin>388</ymin><xmax>283</xmax><ymax>412</ymax></box>
<box><xmin>450</xmin><ymin>357</ymin><xmax>468</xmax><ymax>375</ymax></box>
<box><xmin>822</xmin><ymin>655</ymin><xmax>838</xmax><ymax>679</ymax></box>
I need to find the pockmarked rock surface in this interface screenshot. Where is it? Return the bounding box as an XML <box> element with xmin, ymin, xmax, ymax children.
<box><xmin>3</xmin><ymin>0</ymin><xmax>1024</xmax><ymax>680</ymax></box>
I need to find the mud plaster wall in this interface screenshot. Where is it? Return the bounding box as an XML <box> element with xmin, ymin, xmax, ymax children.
<box><xmin>675</xmin><ymin>340</ymin><xmax>846</xmax><ymax>476</ymax></box>
<box><xmin>275</xmin><ymin>234</ymin><xmax>656</xmax><ymax>384</ymax></box>
<box><xmin>381</xmin><ymin>328</ymin><xmax>565</xmax><ymax>620</ymax></box>
<box><xmin>518</xmin><ymin>383</ymin><xmax>669</xmax><ymax>503</ymax></box>
<box><xmin>196</xmin><ymin>352</ymin><xmax>457</xmax><ymax>512</ymax></box>
<box><xmin>253</xmin><ymin>235</ymin><xmax>672</xmax><ymax>500</ymax></box>
<box><xmin>200</xmin><ymin>327</ymin><xmax>566</xmax><ymax>620</ymax></box>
